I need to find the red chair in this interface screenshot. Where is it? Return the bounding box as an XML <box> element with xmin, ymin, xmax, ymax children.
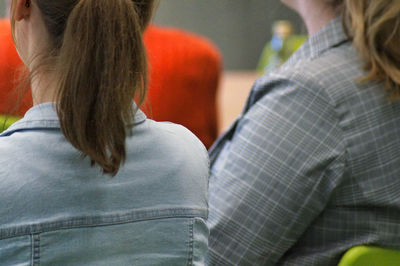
<box><xmin>0</xmin><ymin>19</ymin><xmax>32</xmax><ymax>116</ymax></box>
<box><xmin>143</xmin><ymin>25</ymin><xmax>221</xmax><ymax>148</ymax></box>
<box><xmin>0</xmin><ymin>21</ymin><xmax>222</xmax><ymax>148</ymax></box>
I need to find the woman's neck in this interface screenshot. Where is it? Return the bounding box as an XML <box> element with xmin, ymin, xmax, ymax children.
<box><xmin>296</xmin><ymin>0</ymin><xmax>339</xmax><ymax>36</ymax></box>
<box><xmin>31</xmin><ymin>73</ymin><xmax>57</xmax><ymax>105</ymax></box>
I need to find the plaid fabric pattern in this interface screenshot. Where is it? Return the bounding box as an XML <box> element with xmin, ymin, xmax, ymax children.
<box><xmin>207</xmin><ymin>18</ymin><xmax>400</xmax><ymax>266</ymax></box>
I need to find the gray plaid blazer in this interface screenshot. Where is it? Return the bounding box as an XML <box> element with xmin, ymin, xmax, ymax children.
<box><xmin>207</xmin><ymin>17</ymin><xmax>400</xmax><ymax>266</ymax></box>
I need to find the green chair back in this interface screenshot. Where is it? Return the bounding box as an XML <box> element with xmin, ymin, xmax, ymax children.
<box><xmin>338</xmin><ymin>246</ymin><xmax>400</xmax><ymax>266</ymax></box>
<box><xmin>0</xmin><ymin>114</ymin><xmax>21</xmax><ymax>133</ymax></box>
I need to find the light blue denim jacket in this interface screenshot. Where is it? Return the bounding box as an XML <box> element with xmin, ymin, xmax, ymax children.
<box><xmin>0</xmin><ymin>103</ymin><xmax>209</xmax><ymax>265</ymax></box>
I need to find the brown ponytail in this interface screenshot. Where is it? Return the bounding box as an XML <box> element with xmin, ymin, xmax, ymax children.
<box><xmin>342</xmin><ymin>0</ymin><xmax>400</xmax><ymax>99</ymax></box>
<box><xmin>29</xmin><ymin>0</ymin><xmax>155</xmax><ymax>176</ymax></box>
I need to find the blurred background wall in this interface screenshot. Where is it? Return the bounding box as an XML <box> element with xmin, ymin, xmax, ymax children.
<box><xmin>153</xmin><ymin>0</ymin><xmax>304</xmax><ymax>70</ymax></box>
<box><xmin>0</xmin><ymin>0</ymin><xmax>304</xmax><ymax>70</ymax></box>
<box><xmin>0</xmin><ymin>1</ymin><xmax>5</xmax><ymax>17</ymax></box>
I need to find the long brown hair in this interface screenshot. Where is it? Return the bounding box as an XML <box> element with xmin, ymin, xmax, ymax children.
<box><xmin>12</xmin><ymin>0</ymin><xmax>155</xmax><ymax>176</ymax></box>
<box><xmin>337</xmin><ymin>0</ymin><xmax>400</xmax><ymax>99</ymax></box>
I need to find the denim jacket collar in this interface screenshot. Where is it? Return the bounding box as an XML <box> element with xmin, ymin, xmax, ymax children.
<box><xmin>0</xmin><ymin>102</ymin><xmax>147</xmax><ymax>137</ymax></box>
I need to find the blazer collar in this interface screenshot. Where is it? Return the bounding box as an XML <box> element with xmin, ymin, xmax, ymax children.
<box><xmin>285</xmin><ymin>16</ymin><xmax>349</xmax><ymax>67</ymax></box>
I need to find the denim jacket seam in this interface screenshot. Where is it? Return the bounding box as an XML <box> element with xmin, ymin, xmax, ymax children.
<box><xmin>187</xmin><ymin>218</ymin><xmax>194</xmax><ymax>266</ymax></box>
<box><xmin>32</xmin><ymin>233</ymin><xmax>40</xmax><ymax>266</ymax></box>
<box><xmin>0</xmin><ymin>207</ymin><xmax>207</xmax><ymax>240</ymax></box>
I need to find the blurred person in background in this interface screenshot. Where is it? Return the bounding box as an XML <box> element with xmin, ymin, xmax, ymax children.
<box><xmin>0</xmin><ymin>0</ymin><xmax>209</xmax><ymax>265</ymax></box>
<box><xmin>207</xmin><ymin>0</ymin><xmax>400</xmax><ymax>265</ymax></box>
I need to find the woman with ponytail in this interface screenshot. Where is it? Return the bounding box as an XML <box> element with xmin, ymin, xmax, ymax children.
<box><xmin>207</xmin><ymin>0</ymin><xmax>400</xmax><ymax>265</ymax></box>
<box><xmin>0</xmin><ymin>0</ymin><xmax>209</xmax><ymax>264</ymax></box>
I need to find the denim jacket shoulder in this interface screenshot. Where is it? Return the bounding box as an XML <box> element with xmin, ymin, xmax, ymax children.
<box><xmin>0</xmin><ymin>103</ymin><xmax>209</xmax><ymax>265</ymax></box>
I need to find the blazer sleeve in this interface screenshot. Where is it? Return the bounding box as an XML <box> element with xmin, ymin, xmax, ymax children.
<box><xmin>207</xmin><ymin>73</ymin><xmax>346</xmax><ymax>265</ymax></box>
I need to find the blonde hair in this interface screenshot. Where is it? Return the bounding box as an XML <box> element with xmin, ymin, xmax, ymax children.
<box><xmin>342</xmin><ymin>0</ymin><xmax>400</xmax><ymax>99</ymax></box>
<box><xmin>11</xmin><ymin>0</ymin><xmax>155</xmax><ymax>176</ymax></box>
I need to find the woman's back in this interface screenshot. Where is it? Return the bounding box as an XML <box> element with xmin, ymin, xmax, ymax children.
<box><xmin>276</xmin><ymin>28</ymin><xmax>400</xmax><ymax>264</ymax></box>
<box><xmin>0</xmin><ymin>103</ymin><xmax>209</xmax><ymax>265</ymax></box>
<box><xmin>1</xmin><ymin>0</ymin><xmax>210</xmax><ymax>264</ymax></box>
